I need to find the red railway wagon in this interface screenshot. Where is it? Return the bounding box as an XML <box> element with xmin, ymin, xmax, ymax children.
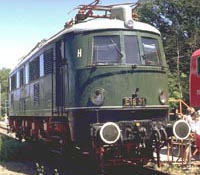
<box><xmin>190</xmin><ymin>48</ymin><xmax>200</xmax><ymax>108</ymax></box>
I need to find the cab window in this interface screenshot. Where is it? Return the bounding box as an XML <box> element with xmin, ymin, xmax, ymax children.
<box><xmin>142</xmin><ymin>37</ymin><xmax>161</xmax><ymax>66</ymax></box>
<box><xmin>93</xmin><ymin>36</ymin><xmax>121</xmax><ymax>64</ymax></box>
<box><xmin>124</xmin><ymin>35</ymin><xmax>140</xmax><ymax>65</ymax></box>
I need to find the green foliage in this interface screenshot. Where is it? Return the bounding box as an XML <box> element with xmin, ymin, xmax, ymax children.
<box><xmin>168</xmin><ymin>72</ymin><xmax>181</xmax><ymax>99</ymax></box>
<box><xmin>0</xmin><ymin>68</ymin><xmax>10</xmax><ymax>116</ymax></box>
<box><xmin>138</xmin><ymin>0</ymin><xmax>200</xmax><ymax>102</ymax></box>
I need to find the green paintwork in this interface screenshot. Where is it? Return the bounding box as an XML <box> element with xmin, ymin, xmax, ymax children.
<box><xmin>69</xmin><ymin>30</ymin><xmax>168</xmax><ymax>108</ymax></box>
<box><xmin>76</xmin><ymin>66</ymin><xmax>168</xmax><ymax>107</ymax></box>
<box><xmin>9</xmin><ymin>29</ymin><xmax>169</xmax><ymax>117</ymax></box>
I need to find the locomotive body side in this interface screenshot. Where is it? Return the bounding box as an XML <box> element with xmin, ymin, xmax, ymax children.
<box><xmin>9</xmin><ymin>44</ymin><xmax>55</xmax><ymax>117</ymax></box>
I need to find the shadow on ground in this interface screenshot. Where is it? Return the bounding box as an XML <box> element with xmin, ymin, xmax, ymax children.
<box><xmin>0</xmin><ymin>133</ymin><xmax>180</xmax><ymax>175</ymax></box>
<box><xmin>0</xmin><ymin>133</ymin><xmax>99</xmax><ymax>175</ymax></box>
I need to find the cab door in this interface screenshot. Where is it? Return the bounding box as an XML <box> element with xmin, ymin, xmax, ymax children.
<box><xmin>55</xmin><ymin>40</ymin><xmax>68</xmax><ymax>115</ymax></box>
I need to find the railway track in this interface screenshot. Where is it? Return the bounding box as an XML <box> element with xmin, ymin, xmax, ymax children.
<box><xmin>0</xmin><ymin>121</ymin><xmax>11</xmax><ymax>135</ymax></box>
<box><xmin>138</xmin><ymin>166</ymin><xmax>171</xmax><ymax>175</ymax></box>
<box><xmin>0</xmin><ymin>121</ymin><xmax>16</xmax><ymax>139</ymax></box>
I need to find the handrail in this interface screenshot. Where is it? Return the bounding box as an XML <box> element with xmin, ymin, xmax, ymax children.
<box><xmin>168</xmin><ymin>99</ymin><xmax>190</xmax><ymax>119</ymax></box>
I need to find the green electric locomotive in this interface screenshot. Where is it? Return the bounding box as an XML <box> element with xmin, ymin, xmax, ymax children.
<box><xmin>9</xmin><ymin>1</ymin><xmax>169</xmax><ymax>168</ymax></box>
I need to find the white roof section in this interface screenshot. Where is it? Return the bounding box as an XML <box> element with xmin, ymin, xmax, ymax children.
<box><xmin>66</xmin><ymin>18</ymin><xmax>160</xmax><ymax>34</ymax></box>
<box><xmin>11</xmin><ymin>14</ymin><xmax>160</xmax><ymax>74</ymax></box>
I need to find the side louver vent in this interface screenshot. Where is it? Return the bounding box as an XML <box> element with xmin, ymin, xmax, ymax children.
<box><xmin>34</xmin><ymin>83</ymin><xmax>40</xmax><ymax>106</ymax></box>
<box><xmin>44</xmin><ymin>48</ymin><xmax>53</xmax><ymax>75</ymax></box>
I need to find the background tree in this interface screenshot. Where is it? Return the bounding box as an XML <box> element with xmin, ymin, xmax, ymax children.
<box><xmin>0</xmin><ymin>68</ymin><xmax>10</xmax><ymax>117</ymax></box>
<box><xmin>137</xmin><ymin>0</ymin><xmax>200</xmax><ymax>103</ymax></box>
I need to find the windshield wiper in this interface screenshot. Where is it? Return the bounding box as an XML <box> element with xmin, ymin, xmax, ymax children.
<box><xmin>109</xmin><ymin>38</ymin><xmax>123</xmax><ymax>58</ymax></box>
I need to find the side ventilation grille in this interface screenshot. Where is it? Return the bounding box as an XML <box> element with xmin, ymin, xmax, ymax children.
<box><xmin>34</xmin><ymin>83</ymin><xmax>40</xmax><ymax>106</ymax></box>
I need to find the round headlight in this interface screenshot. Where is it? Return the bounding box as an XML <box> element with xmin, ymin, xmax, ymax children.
<box><xmin>159</xmin><ymin>91</ymin><xmax>167</xmax><ymax>104</ymax></box>
<box><xmin>173</xmin><ymin>120</ymin><xmax>191</xmax><ymax>140</ymax></box>
<box><xmin>125</xmin><ymin>19</ymin><xmax>134</xmax><ymax>28</ymax></box>
<box><xmin>90</xmin><ymin>88</ymin><xmax>105</xmax><ymax>106</ymax></box>
<box><xmin>100</xmin><ymin>122</ymin><xmax>121</xmax><ymax>144</ymax></box>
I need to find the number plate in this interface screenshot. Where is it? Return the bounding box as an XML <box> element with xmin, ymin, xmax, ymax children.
<box><xmin>122</xmin><ymin>97</ymin><xmax>146</xmax><ymax>106</ymax></box>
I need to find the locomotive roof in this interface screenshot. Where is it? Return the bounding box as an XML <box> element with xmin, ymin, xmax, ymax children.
<box><xmin>67</xmin><ymin>18</ymin><xmax>160</xmax><ymax>34</ymax></box>
<box><xmin>11</xmin><ymin>5</ymin><xmax>160</xmax><ymax>74</ymax></box>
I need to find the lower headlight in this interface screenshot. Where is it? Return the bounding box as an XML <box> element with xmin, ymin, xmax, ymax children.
<box><xmin>159</xmin><ymin>91</ymin><xmax>167</xmax><ymax>104</ymax></box>
<box><xmin>173</xmin><ymin>120</ymin><xmax>191</xmax><ymax>140</ymax></box>
<box><xmin>100</xmin><ymin>122</ymin><xmax>121</xmax><ymax>144</ymax></box>
<box><xmin>90</xmin><ymin>88</ymin><xmax>105</xmax><ymax>106</ymax></box>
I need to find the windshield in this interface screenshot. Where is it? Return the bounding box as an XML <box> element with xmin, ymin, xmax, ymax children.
<box><xmin>92</xmin><ymin>35</ymin><xmax>162</xmax><ymax>66</ymax></box>
<box><xmin>93</xmin><ymin>36</ymin><xmax>121</xmax><ymax>64</ymax></box>
<box><xmin>142</xmin><ymin>37</ymin><xmax>161</xmax><ymax>66</ymax></box>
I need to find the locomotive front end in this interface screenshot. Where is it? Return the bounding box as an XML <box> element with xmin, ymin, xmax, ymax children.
<box><xmin>67</xmin><ymin>5</ymin><xmax>169</xmax><ymax>167</ymax></box>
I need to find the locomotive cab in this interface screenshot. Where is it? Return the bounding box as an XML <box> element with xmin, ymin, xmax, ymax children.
<box><xmin>64</xmin><ymin>4</ymin><xmax>169</xmax><ymax>166</ymax></box>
